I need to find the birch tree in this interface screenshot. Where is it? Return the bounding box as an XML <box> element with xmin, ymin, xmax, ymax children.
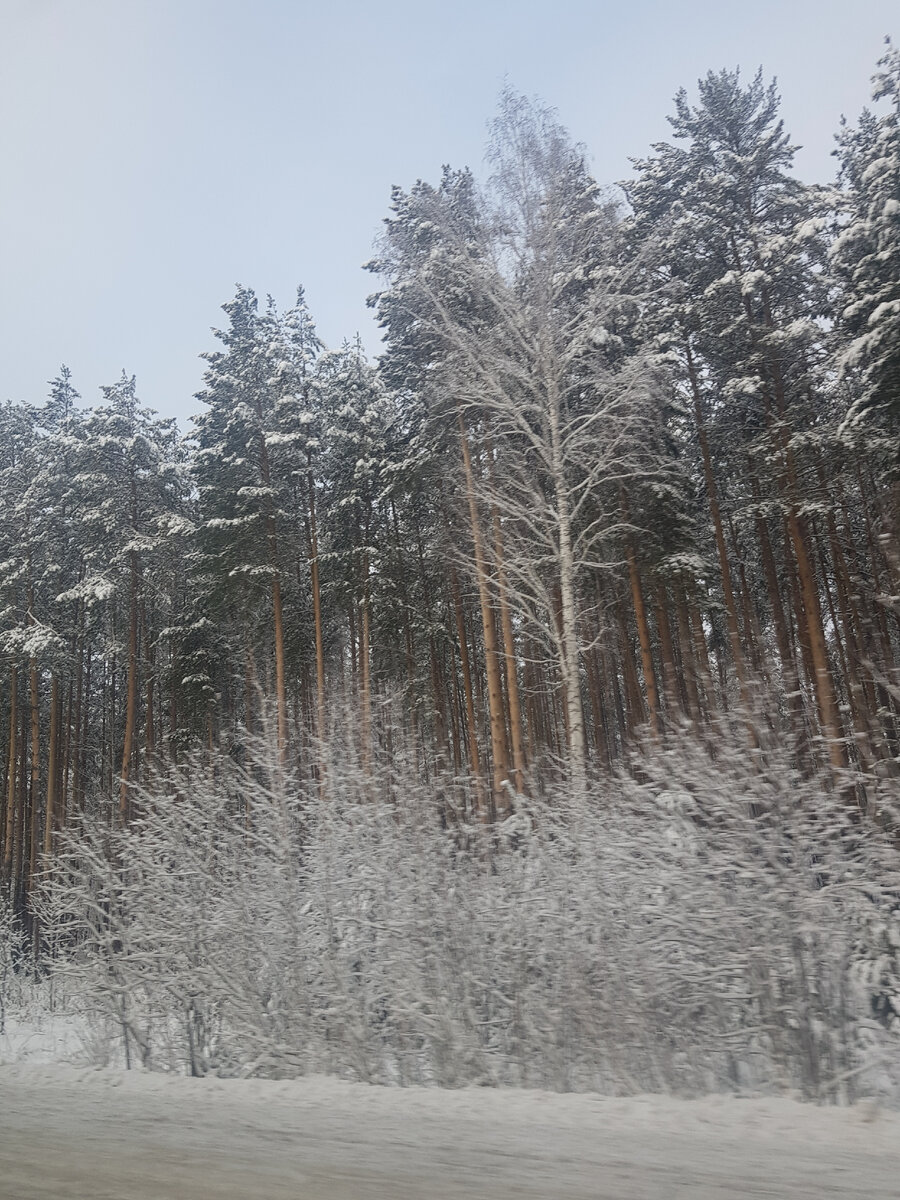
<box><xmin>372</xmin><ymin>93</ymin><xmax>659</xmax><ymax>788</ymax></box>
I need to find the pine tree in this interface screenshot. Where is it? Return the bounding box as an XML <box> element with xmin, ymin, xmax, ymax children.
<box><xmin>626</xmin><ymin>69</ymin><xmax>848</xmax><ymax>768</ymax></box>
<box><xmin>832</xmin><ymin>41</ymin><xmax>900</xmax><ymax>583</ymax></box>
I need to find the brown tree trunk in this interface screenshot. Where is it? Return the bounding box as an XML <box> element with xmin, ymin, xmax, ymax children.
<box><xmin>359</xmin><ymin>554</ymin><xmax>372</xmax><ymax>777</ymax></box>
<box><xmin>73</xmin><ymin>646</ymin><xmax>90</xmax><ymax>813</ymax></box>
<box><xmin>271</xmin><ymin>572</ymin><xmax>288</xmax><ymax>757</ymax></box>
<box><xmin>786</xmin><ymin>511</ymin><xmax>846</xmax><ymax>770</ymax></box>
<box><xmin>674</xmin><ymin>583</ymin><xmax>703</xmax><ymax>725</ymax></box>
<box><xmin>14</xmin><ymin>713</ymin><xmax>27</xmax><ymax>910</ymax></box>
<box><xmin>689</xmin><ymin>600</ymin><xmax>715</xmax><ymax>717</ymax></box>
<box><xmin>751</xmin><ymin>478</ymin><xmax>800</xmax><ymax>697</ymax></box>
<box><xmin>145</xmin><ymin>619</ymin><xmax>156</xmax><ymax>762</ymax></box>
<box><xmin>2</xmin><ymin>666</ymin><xmax>16</xmax><ymax>883</ymax></box>
<box><xmin>61</xmin><ymin>670</ymin><xmax>74</xmax><ymax>832</ymax></box>
<box><xmin>616</xmin><ymin>602</ymin><xmax>645</xmax><ymax>736</ymax></box>
<box><xmin>119</xmin><ymin>554</ymin><xmax>139</xmax><ymax>821</ymax></box>
<box><xmin>27</xmin><ymin>659</ymin><xmax>40</xmax><ymax>894</ymax></box>
<box><xmin>308</xmin><ymin>452</ymin><xmax>327</xmax><ymax>751</ymax></box>
<box><xmin>451</xmin><ymin>568</ymin><xmax>482</xmax><ymax>788</ymax></box>
<box><xmin>489</xmin><ymin>497</ymin><xmax>527</xmax><ymax>794</ymax></box>
<box><xmin>256</xmin><ymin>421</ymin><xmax>288</xmax><ymax>758</ymax></box>
<box><xmin>43</xmin><ymin>674</ymin><xmax>59</xmax><ymax>857</ymax></box>
<box><xmin>624</xmin><ymin>535</ymin><xmax>659</xmax><ymax>738</ymax></box>
<box><xmin>653</xmin><ymin>581</ymin><xmax>682</xmax><ymax>717</ymax></box>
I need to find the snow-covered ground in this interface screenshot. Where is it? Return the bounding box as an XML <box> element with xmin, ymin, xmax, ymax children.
<box><xmin>2</xmin><ymin>1059</ymin><xmax>899</xmax><ymax>1199</ymax></box>
<box><xmin>0</xmin><ymin>1012</ymin><xmax>91</xmax><ymax>1067</ymax></box>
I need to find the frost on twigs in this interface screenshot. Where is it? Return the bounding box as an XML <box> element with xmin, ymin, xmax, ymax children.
<box><xmin>33</xmin><ymin>722</ymin><xmax>900</xmax><ymax>1102</ymax></box>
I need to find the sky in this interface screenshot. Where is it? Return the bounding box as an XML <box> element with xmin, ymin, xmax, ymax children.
<box><xmin>1</xmin><ymin>0</ymin><xmax>896</xmax><ymax>425</ymax></box>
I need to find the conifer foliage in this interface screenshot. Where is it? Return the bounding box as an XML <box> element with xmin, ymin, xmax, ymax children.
<box><xmin>1</xmin><ymin>52</ymin><xmax>900</xmax><ymax>1092</ymax></box>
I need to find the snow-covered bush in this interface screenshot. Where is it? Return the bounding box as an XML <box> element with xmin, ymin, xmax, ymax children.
<box><xmin>0</xmin><ymin>892</ymin><xmax>28</xmax><ymax>1034</ymax></box>
<box><xmin>36</xmin><ymin>724</ymin><xmax>900</xmax><ymax>1100</ymax></box>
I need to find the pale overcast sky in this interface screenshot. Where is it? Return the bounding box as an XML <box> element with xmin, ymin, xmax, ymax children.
<box><xmin>1</xmin><ymin>0</ymin><xmax>896</xmax><ymax>423</ymax></box>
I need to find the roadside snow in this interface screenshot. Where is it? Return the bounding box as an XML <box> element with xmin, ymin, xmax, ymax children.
<box><xmin>1</xmin><ymin>1063</ymin><xmax>899</xmax><ymax>1199</ymax></box>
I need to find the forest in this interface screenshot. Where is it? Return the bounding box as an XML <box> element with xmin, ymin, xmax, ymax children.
<box><xmin>1</xmin><ymin>47</ymin><xmax>899</xmax><ymax>1098</ymax></box>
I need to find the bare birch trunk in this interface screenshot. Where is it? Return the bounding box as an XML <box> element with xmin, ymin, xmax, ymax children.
<box><xmin>458</xmin><ymin>414</ymin><xmax>508</xmax><ymax>815</ymax></box>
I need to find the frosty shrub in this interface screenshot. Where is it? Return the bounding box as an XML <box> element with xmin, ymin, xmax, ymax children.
<box><xmin>0</xmin><ymin>892</ymin><xmax>28</xmax><ymax>1034</ymax></box>
<box><xmin>37</xmin><ymin>723</ymin><xmax>900</xmax><ymax>1100</ymax></box>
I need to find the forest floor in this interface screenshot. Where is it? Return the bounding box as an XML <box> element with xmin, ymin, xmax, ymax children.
<box><xmin>2</xmin><ymin>1057</ymin><xmax>900</xmax><ymax>1199</ymax></box>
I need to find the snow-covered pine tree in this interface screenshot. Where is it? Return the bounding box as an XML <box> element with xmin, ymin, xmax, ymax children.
<box><xmin>67</xmin><ymin>373</ymin><xmax>187</xmax><ymax>817</ymax></box>
<box><xmin>832</xmin><ymin>41</ymin><xmax>900</xmax><ymax>586</ymax></box>
<box><xmin>626</xmin><ymin>69</ymin><xmax>853</xmax><ymax>770</ymax></box>
<box><xmin>194</xmin><ymin>289</ymin><xmax>300</xmax><ymax>756</ymax></box>
<box><xmin>312</xmin><ymin>339</ymin><xmax>400</xmax><ymax>773</ymax></box>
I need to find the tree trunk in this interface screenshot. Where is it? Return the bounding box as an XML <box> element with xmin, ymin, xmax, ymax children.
<box><xmin>27</xmin><ymin>659</ymin><xmax>40</xmax><ymax>894</ymax></box>
<box><xmin>458</xmin><ymin>414</ymin><xmax>508</xmax><ymax>815</ymax></box>
<box><xmin>44</xmin><ymin>674</ymin><xmax>59</xmax><ymax>857</ymax></box>
<box><xmin>786</xmin><ymin>511</ymin><xmax>846</xmax><ymax>770</ymax></box>
<box><xmin>653</xmin><ymin>581</ymin><xmax>682</xmax><ymax>717</ymax></box>
<box><xmin>307</xmin><ymin>452</ymin><xmax>327</xmax><ymax>751</ymax></box>
<box><xmin>616</xmin><ymin>602</ymin><xmax>645</xmax><ymax>736</ymax></box>
<box><xmin>145</xmin><ymin>618</ymin><xmax>156</xmax><ymax>762</ymax></box>
<box><xmin>119</xmin><ymin>553</ymin><xmax>139</xmax><ymax>821</ymax></box>
<box><xmin>451</xmin><ymin>568</ymin><xmax>482</xmax><ymax>789</ymax></box>
<box><xmin>271</xmin><ymin>572</ymin><xmax>288</xmax><ymax>757</ymax></box>
<box><xmin>2</xmin><ymin>666</ymin><xmax>17</xmax><ymax>884</ymax></box>
<box><xmin>546</xmin><ymin>380</ymin><xmax>585</xmax><ymax>785</ymax></box>
<box><xmin>673</xmin><ymin>583</ymin><xmax>703</xmax><ymax>725</ymax></box>
<box><xmin>359</xmin><ymin>554</ymin><xmax>372</xmax><ymax>777</ymax></box>
<box><xmin>489</xmin><ymin>497</ymin><xmax>527</xmax><ymax>794</ymax></box>
<box><xmin>624</xmin><ymin>533</ymin><xmax>659</xmax><ymax>738</ymax></box>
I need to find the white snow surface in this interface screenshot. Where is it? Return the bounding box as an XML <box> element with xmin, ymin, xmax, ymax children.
<box><xmin>1</xmin><ymin>1061</ymin><xmax>899</xmax><ymax>1199</ymax></box>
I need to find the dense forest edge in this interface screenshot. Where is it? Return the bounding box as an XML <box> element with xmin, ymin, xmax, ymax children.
<box><xmin>1</xmin><ymin>46</ymin><xmax>900</xmax><ymax>1100</ymax></box>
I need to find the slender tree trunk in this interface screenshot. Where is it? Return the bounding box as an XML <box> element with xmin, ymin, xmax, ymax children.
<box><xmin>271</xmin><ymin>572</ymin><xmax>288</xmax><ymax>757</ymax></box>
<box><xmin>547</xmin><ymin>381</ymin><xmax>586</xmax><ymax>785</ymax></box>
<box><xmin>654</xmin><ymin>581</ymin><xmax>682</xmax><ymax>717</ymax></box>
<box><xmin>395</xmin><ymin>505</ymin><xmax>420</xmax><ymax>745</ymax></box>
<box><xmin>145</xmin><ymin>619</ymin><xmax>156</xmax><ymax>762</ymax></box>
<box><xmin>43</xmin><ymin>675</ymin><xmax>59</xmax><ymax>856</ymax></box>
<box><xmin>786</xmin><ymin>511</ymin><xmax>846</xmax><ymax>770</ymax></box>
<box><xmin>73</xmin><ymin>647</ymin><xmax>90</xmax><ymax>813</ymax></box>
<box><xmin>14</xmin><ymin>714</ymin><xmax>27</xmax><ymax>911</ymax></box>
<box><xmin>307</xmin><ymin>452</ymin><xmax>327</xmax><ymax>751</ymax></box>
<box><xmin>489</xmin><ymin>496</ymin><xmax>527</xmax><ymax>793</ymax></box>
<box><xmin>429</xmin><ymin>637</ymin><xmax>449</xmax><ymax>768</ymax></box>
<box><xmin>27</xmin><ymin>659</ymin><xmax>40</xmax><ymax>894</ymax></box>
<box><xmin>624</xmin><ymin>531</ymin><xmax>659</xmax><ymax>738</ymax></box>
<box><xmin>458</xmin><ymin>414</ymin><xmax>508</xmax><ymax>814</ymax></box>
<box><xmin>359</xmin><ymin>553</ymin><xmax>372</xmax><ymax>777</ymax></box>
<box><xmin>689</xmin><ymin>600</ymin><xmax>715</xmax><ymax>717</ymax></box>
<box><xmin>61</xmin><ymin>671</ymin><xmax>74</xmax><ymax>832</ymax></box>
<box><xmin>674</xmin><ymin>583</ymin><xmax>703</xmax><ymax>725</ymax></box>
<box><xmin>783</xmin><ymin>522</ymin><xmax>819</xmax><ymax>719</ymax></box>
<box><xmin>451</xmin><ymin>568</ymin><xmax>482</xmax><ymax>788</ymax></box>
<box><xmin>752</xmin><ymin>476</ymin><xmax>800</xmax><ymax>696</ymax></box>
<box><xmin>119</xmin><ymin>553</ymin><xmax>139</xmax><ymax>821</ymax></box>
<box><xmin>616</xmin><ymin>602</ymin><xmax>645</xmax><ymax>736</ymax></box>
<box><xmin>2</xmin><ymin>667</ymin><xmax>16</xmax><ymax>884</ymax></box>
<box><xmin>256</xmin><ymin>424</ymin><xmax>288</xmax><ymax>758</ymax></box>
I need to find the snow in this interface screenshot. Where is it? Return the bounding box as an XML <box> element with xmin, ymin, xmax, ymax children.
<box><xmin>1</xmin><ymin>1061</ymin><xmax>898</xmax><ymax>1199</ymax></box>
<box><xmin>0</xmin><ymin>1014</ymin><xmax>89</xmax><ymax>1067</ymax></box>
